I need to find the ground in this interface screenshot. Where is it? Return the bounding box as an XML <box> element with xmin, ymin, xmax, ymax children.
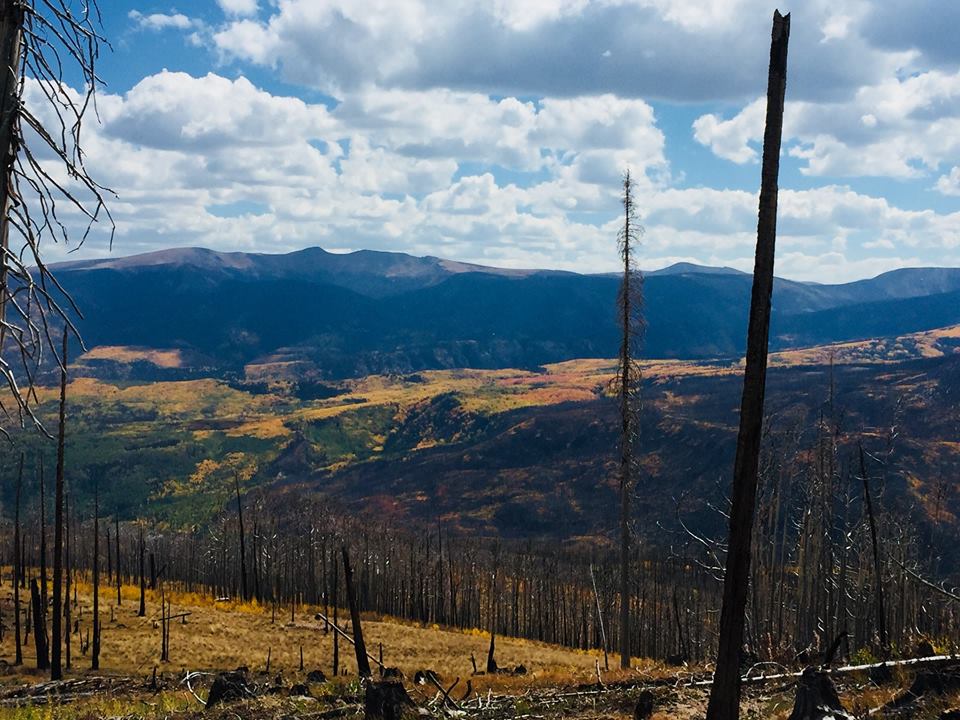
<box><xmin>0</xmin><ymin>579</ymin><xmax>957</xmax><ymax>718</ymax></box>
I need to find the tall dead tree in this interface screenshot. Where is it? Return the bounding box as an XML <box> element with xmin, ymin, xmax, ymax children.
<box><xmin>706</xmin><ymin>11</ymin><xmax>790</xmax><ymax>720</ymax></box>
<box><xmin>138</xmin><ymin>523</ymin><xmax>146</xmax><ymax>616</ymax></box>
<box><xmin>92</xmin><ymin>484</ymin><xmax>100</xmax><ymax>670</ymax></box>
<box><xmin>115</xmin><ymin>514</ymin><xmax>121</xmax><ymax>605</ymax></box>
<box><xmin>615</xmin><ymin>169</ymin><xmax>644</xmax><ymax>669</ymax></box>
<box><xmin>235</xmin><ymin>472</ymin><xmax>248</xmax><ymax>601</ymax></box>
<box><xmin>0</xmin><ymin>0</ymin><xmax>111</xmax><ymax>436</ymax></box>
<box><xmin>51</xmin><ymin>329</ymin><xmax>67</xmax><ymax>679</ymax></box>
<box><xmin>64</xmin><ymin>491</ymin><xmax>71</xmax><ymax>670</ymax></box>
<box><xmin>13</xmin><ymin>451</ymin><xmax>22</xmax><ymax>664</ymax></box>
<box><xmin>37</xmin><ymin>456</ymin><xmax>49</xmax><ymax>665</ymax></box>
<box><xmin>859</xmin><ymin>443</ymin><xmax>888</xmax><ymax>654</ymax></box>
<box><xmin>342</xmin><ymin>546</ymin><xmax>372</xmax><ymax>678</ymax></box>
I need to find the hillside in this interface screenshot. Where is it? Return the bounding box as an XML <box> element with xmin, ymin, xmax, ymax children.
<box><xmin>45</xmin><ymin>247</ymin><xmax>960</xmax><ymax>380</ymax></box>
<box><xmin>7</xmin><ymin>325</ymin><xmax>960</xmax><ymax>544</ymax></box>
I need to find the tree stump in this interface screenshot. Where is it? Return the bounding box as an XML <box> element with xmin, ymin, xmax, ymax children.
<box><xmin>205</xmin><ymin>670</ymin><xmax>253</xmax><ymax>708</ymax></box>
<box><xmin>634</xmin><ymin>689</ymin><xmax>655</xmax><ymax>719</ymax></box>
<box><xmin>787</xmin><ymin>668</ymin><xmax>854</xmax><ymax>720</ymax></box>
<box><xmin>364</xmin><ymin>679</ymin><xmax>416</xmax><ymax>720</ymax></box>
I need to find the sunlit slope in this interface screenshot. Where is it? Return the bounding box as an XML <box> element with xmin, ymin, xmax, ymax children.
<box><xmin>5</xmin><ymin>326</ymin><xmax>960</xmax><ymax>542</ymax></box>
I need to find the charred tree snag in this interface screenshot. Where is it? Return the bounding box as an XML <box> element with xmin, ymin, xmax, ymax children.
<box><xmin>364</xmin><ymin>679</ymin><xmax>415</xmax><ymax>720</ymax></box>
<box><xmin>343</xmin><ymin>546</ymin><xmax>372</xmax><ymax>678</ymax></box>
<box><xmin>64</xmin><ymin>491</ymin><xmax>71</xmax><ymax>670</ymax></box>
<box><xmin>31</xmin><ymin>578</ymin><xmax>48</xmax><ymax>669</ymax></box>
<box><xmin>859</xmin><ymin>444</ymin><xmax>888</xmax><ymax>655</ymax></box>
<box><xmin>706</xmin><ymin>11</ymin><xmax>790</xmax><ymax>720</ymax></box>
<box><xmin>13</xmin><ymin>452</ymin><xmax>22</xmax><ymax>665</ymax></box>
<box><xmin>92</xmin><ymin>485</ymin><xmax>100</xmax><ymax>670</ymax></box>
<box><xmin>487</xmin><ymin>632</ymin><xmax>498</xmax><ymax>674</ymax></box>
<box><xmin>138</xmin><ymin>524</ymin><xmax>146</xmax><ymax>617</ymax></box>
<box><xmin>115</xmin><ymin>515</ymin><xmax>121</xmax><ymax>606</ymax></box>
<box><xmin>615</xmin><ymin>170</ymin><xmax>644</xmax><ymax>669</ymax></box>
<box><xmin>235</xmin><ymin>472</ymin><xmax>248</xmax><ymax>601</ymax></box>
<box><xmin>51</xmin><ymin>329</ymin><xmax>67</xmax><ymax>679</ymax></box>
<box><xmin>787</xmin><ymin>668</ymin><xmax>853</xmax><ymax>720</ymax></box>
<box><xmin>333</xmin><ymin>555</ymin><xmax>340</xmax><ymax>677</ymax></box>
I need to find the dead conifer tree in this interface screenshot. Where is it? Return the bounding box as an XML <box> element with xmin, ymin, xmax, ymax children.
<box><xmin>614</xmin><ymin>169</ymin><xmax>644</xmax><ymax>669</ymax></box>
<box><xmin>51</xmin><ymin>329</ymin><xmax>67</xmax><ymax>679</ymax></box>
<box><xmin>706</xmin><ymin>11</ymin><xmax>790</xmax><ymax>720</ymax></box>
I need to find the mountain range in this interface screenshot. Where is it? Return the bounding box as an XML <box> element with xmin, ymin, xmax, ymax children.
<box><xmin>51</xmin><ymin>246</ymin><xmax>960</xmax><ymax>379</ymax></box>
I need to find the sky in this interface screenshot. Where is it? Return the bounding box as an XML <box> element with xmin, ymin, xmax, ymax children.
<box><xmin>29</xmin><ymin>0</ymin><xmax>960</xmax><ymax>282</ymax></box>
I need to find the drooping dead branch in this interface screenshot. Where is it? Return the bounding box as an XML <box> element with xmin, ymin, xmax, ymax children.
<box><xmin>0</xmin><ymin>0</ymin><xmax>113</xmax><ymax>436</ymax></box>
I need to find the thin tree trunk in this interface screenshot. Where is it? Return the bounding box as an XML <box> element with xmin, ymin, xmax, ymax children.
<box><xmin>235</xmin><ymin>472</ymin><xmax>248</xmax><ymax>601</ymax></box>
<box><xmin>92</xmin><ymin>485</ymin><xmax>100</xmax><ymax>670</ymax></box>
<box><xmin>115</xmin><ymin>515</ymin><xmax>121</xmax><ymax>605</ymax></box>
<box><xmin>65</xmin><ymin>491</ymin><xmax>71</xmax><ymax>670</ymax></box>
<box><xmin>13</xmin><ymin>452</ymin><xmax>22</xmax><ymax>665</ymax></box>
<box><xmin>342</xmin><ymin>546</ymin><xmax>371</xmax><ymax>677</ymax></box>
<box><xmin>138</xmin><ymin>524</ymin><xmax>146</xmax><ymax>617</ymax></box>
<box><xmin>51</xmin><ymin>329</ymin><xmax>68</xmax><ymax>679</ymax></box>
<box><xmin>706</xmin><ymin>11</ymin><xmax>790</xmax><ymax>720</ymax></box>
<box><xmin>859</xmin><ymin>443</ymin><xmax>888</xmax><ymax>654</ymax></box>
<box><xmin>31</xmin><ymin>578</ymin><xmax>48</xmax><ymax>669</ymax></box>
<box><xmin>618</xmin><ymin>171</ymin><xmax>636</xmax><ymax>669</ymax></box>
<box><xmin>38</xmin><ymin>457</ymin><xmax>49</xmax><ymax>667</ymax></box>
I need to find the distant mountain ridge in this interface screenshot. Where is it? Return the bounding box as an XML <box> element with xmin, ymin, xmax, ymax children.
<box><xmin>50</xmin><ymin>246</ymin><xmax>960</xmax><ymax>379</ymax></box>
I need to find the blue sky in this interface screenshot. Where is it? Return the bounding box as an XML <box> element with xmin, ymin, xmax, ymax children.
<box><xmin>35</xmin><ymin>0</ymin><xmax>960</xmax><ymax>281</ymax></box>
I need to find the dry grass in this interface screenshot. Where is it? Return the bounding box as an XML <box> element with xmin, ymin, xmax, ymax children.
<box><xmin>1</xmin><ymin>580</ymin><xmax>957</xmax><ymax>720</ymax></box>
<box><xmin>0</xmin><ymin>577</ymin><xmax>617</xmax><ymax>694</ymax></box>
<box><xmin>78</xmin><ymin>346</ymin><xmax>184</xmax><ymax>369</ymax></box>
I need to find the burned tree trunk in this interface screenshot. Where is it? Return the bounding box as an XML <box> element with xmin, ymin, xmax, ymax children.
<box><xmin>787</xmin><ymin>668</ymin><xmax>853</xmax><ymax>720</ymax></box>
<box><xmin>487</xmin><ymin>632</ymin><xmax>498</xmax><ymax>674</ymax></box>
<box><xmin>31</xmin><ymin>578</ymin><xmax>49</xmax><ymax>669</ymax></box>
<box><xmin>92</xmin><ymin>485</ymin><xmax>101</xmax><ymax>670</ymax></box>
<box><xmin>13</xmin><ymin>452</ymin><xmax>22</xmax><ymax>665</ymax></box>
<box><xmin>859</xmin><ymin>444</ymin><xmax>888</xmax><ymax>654</ymax></box>
<box><xmin>615</xmin><ymin>170</ymin><xmax>644</xmax><ymax>669</ymax></box>
<box><xmin>138</xmin><ymin>524</ymin><xmax>146</xmax><ymax>617</ymax></box>
<box><xmin>333</xmin><ymin>554</ymin><xmax>340</xmax><ymax>677</ymax></box>
<box><xmin>342</xmin><ymin>546</ymin><xmax>371</xmax><ymax>678</ymax></box>
<box><xmin>115</xmin><ymin>515</ymin><xmax>121</xmax><ymax>605</ymax></box>
<box><xmin>51</xmin><ymin>329</ymin><xmax>68</xmax><ymax>679</ymax></box>
<box><xmin>65</xmin><ymin>491</ymin><xmax>71</xmax><ymax>670</ymax></box>
<box><xmin>0</xmin><ymin>0</ymin><xmax>24</xmax><ymax>330</ymax></box>
<box><xmin>37</xmin><ymin>458</ymin><xmax>50</xmax><ymax>668</ymax></box>
<box><xmin>706</xmin><ymin>11</ymin><xmax>790</xmax><ymax>720</ymax></box>
<box><xmin>235</xmin><ymin>472</ymin><xmax>248</xmax><ymax>601</ymax></box>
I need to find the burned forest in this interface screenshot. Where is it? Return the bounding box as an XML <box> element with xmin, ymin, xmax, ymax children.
<box><xmin>0</xmin><ymin>3</ymin><xmax>958</xmax><ymax>720</ymax></box>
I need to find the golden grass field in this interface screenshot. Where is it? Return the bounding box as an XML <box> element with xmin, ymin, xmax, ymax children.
<box><xmin>0</xmin><ymin>578</ymin><xmax>958</xmax><ymax>719</ymax></box>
